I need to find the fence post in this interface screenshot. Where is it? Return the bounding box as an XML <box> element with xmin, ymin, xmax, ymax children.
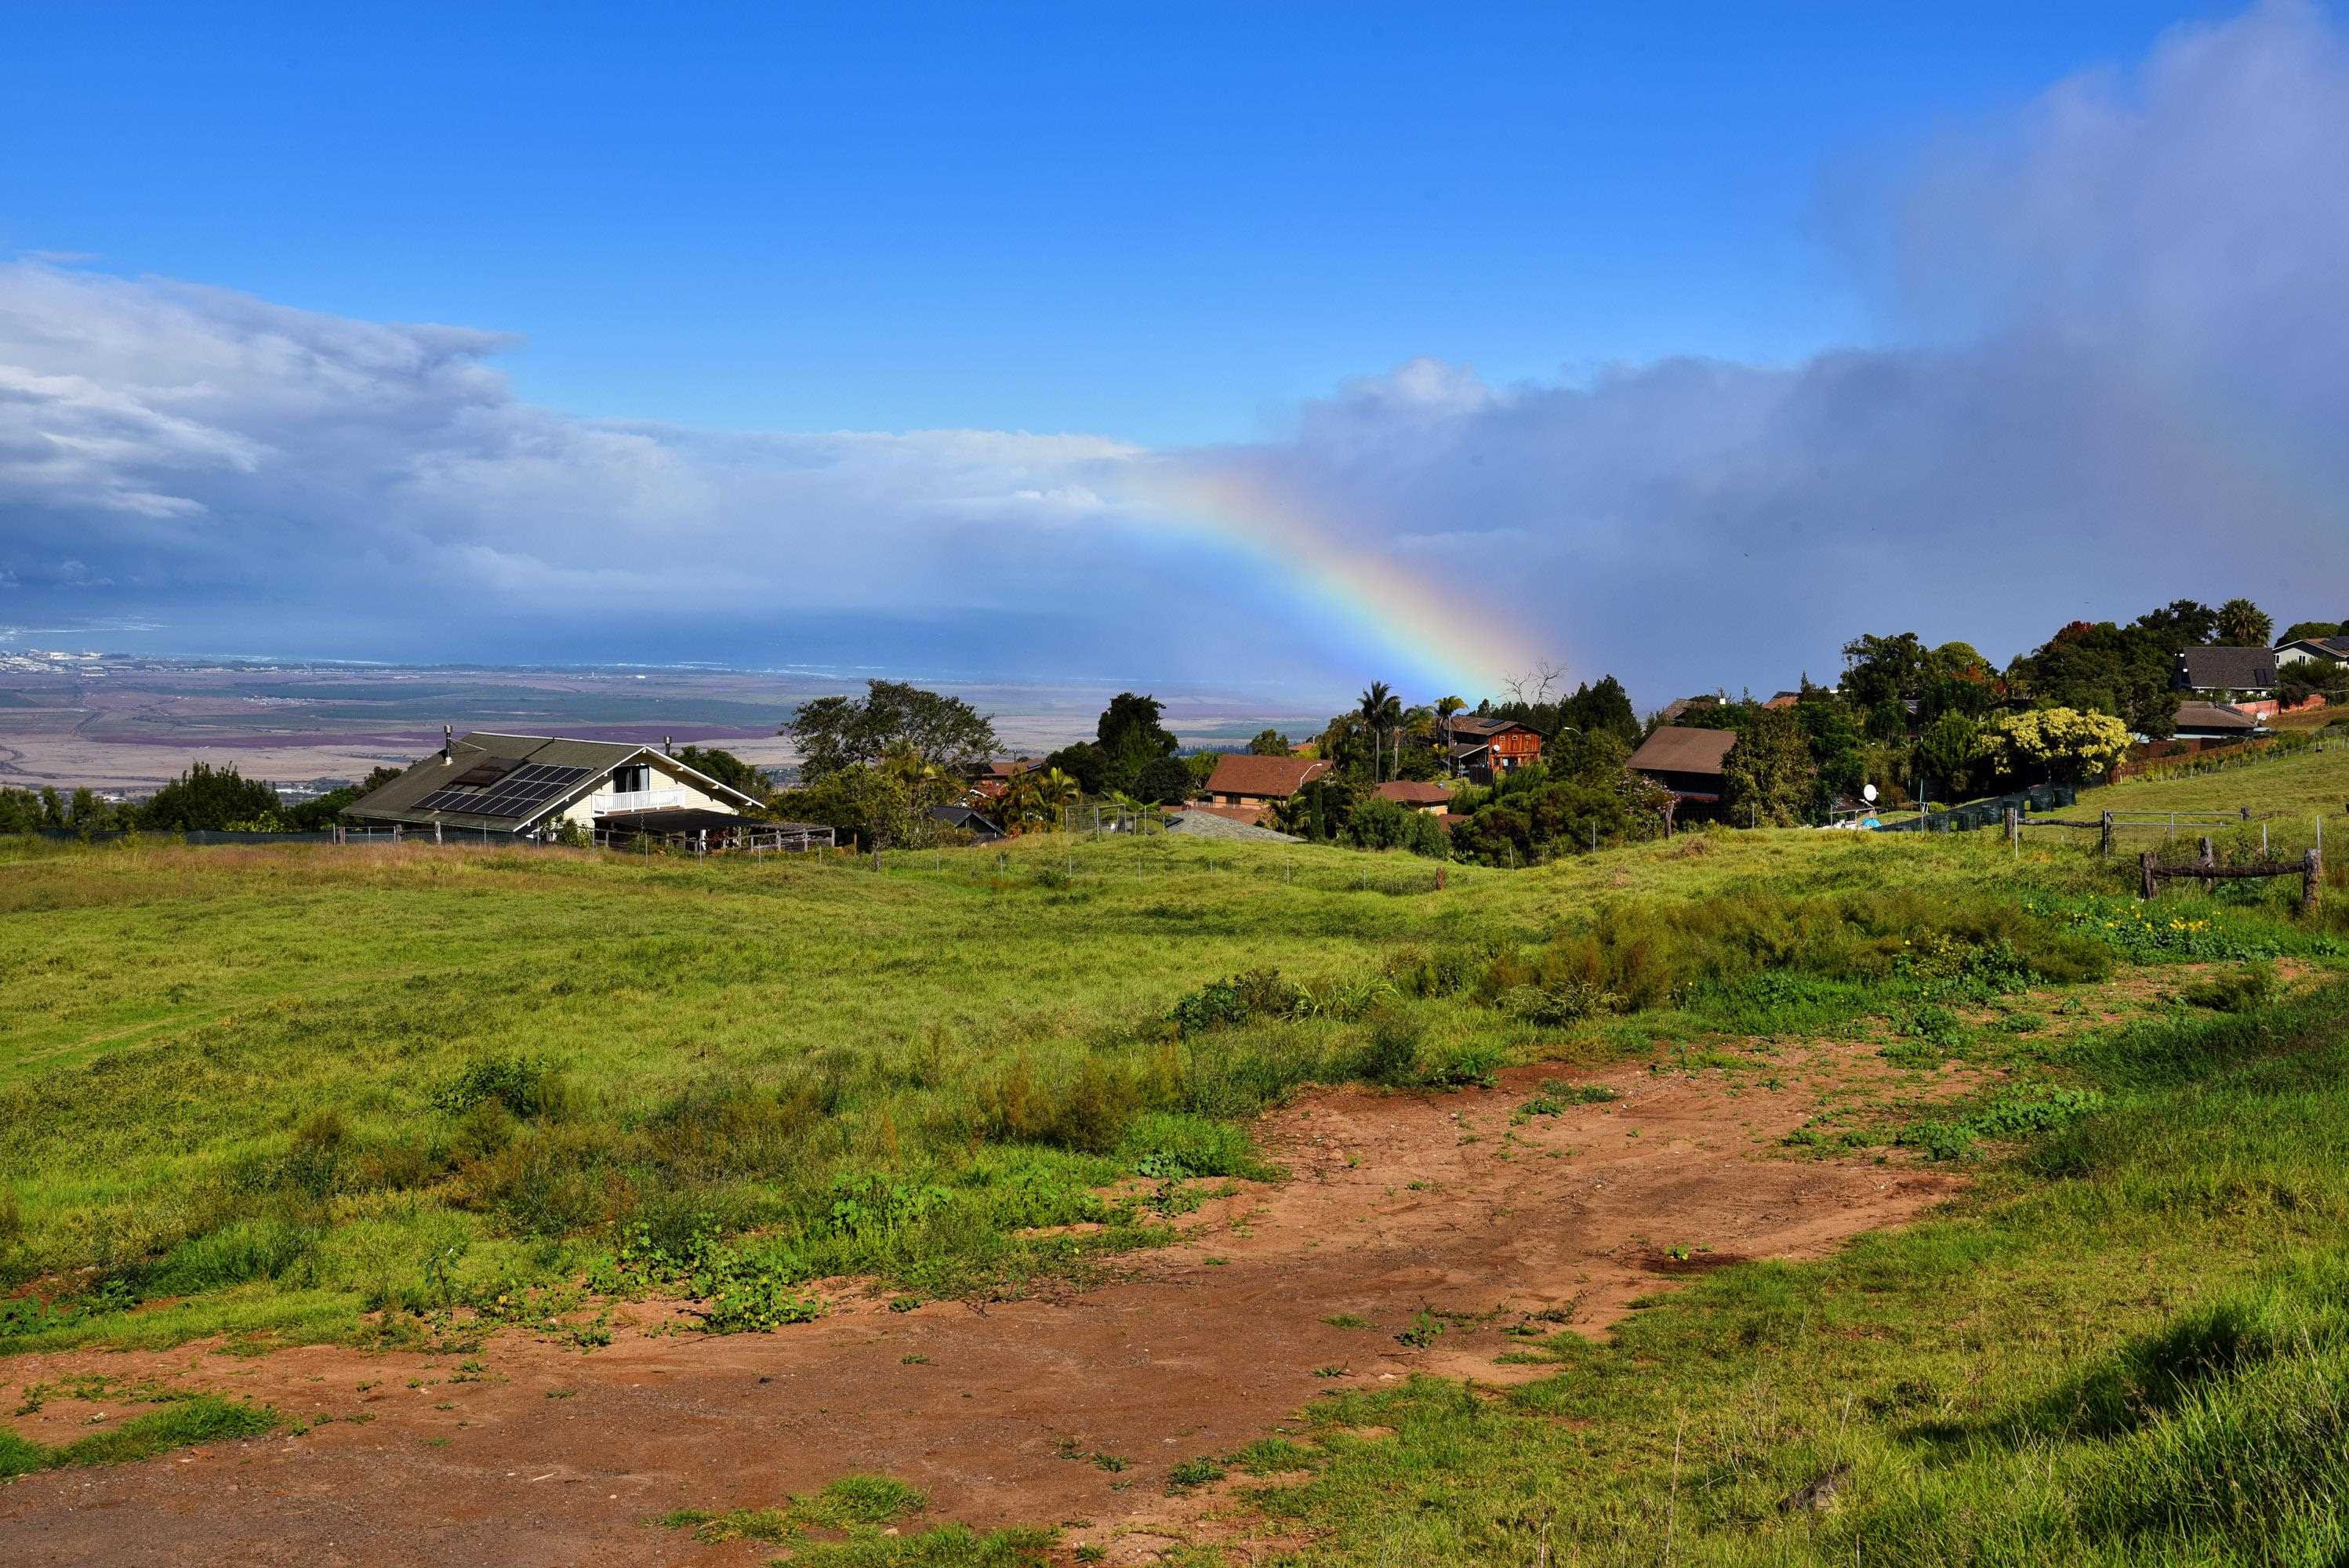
<box><xmin>2100</xmin><ymin>810</ymin><xmax>2112</xmax><ymax>856</ymax></box>
<box><xmin>2305</xmin><ymin>848</ymin><xmax>2322</xmax><ymax>913</ymax></box>
<box><xmin>2198</xmin><ymin>836</ymin><xmax>2216</xmax><ymax>893</ymax></box>
<box><xmin>2140</xmin><ymin>851</ymin><xmax>2158</xmax><ymax>900</ymax></box>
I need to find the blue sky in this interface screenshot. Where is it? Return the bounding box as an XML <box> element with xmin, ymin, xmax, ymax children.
<box><xmin>5</xmin><ymin>2</ymin><xmax>2232</xmax><ymax>443</ymax></box>
<box><xmin>3</xmin><ymin>2</ymin><xmax>2343</xmax><ymax>706</ymax></box>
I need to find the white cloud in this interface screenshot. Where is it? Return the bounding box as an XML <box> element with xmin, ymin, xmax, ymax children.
<box><xmin>1</xmin><ymin>2</ymin><xmax>2344</xmax><ymax>700</ymax></box>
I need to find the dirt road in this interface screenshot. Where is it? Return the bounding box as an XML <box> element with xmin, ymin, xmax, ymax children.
<box><xmin>0</xmin><ymin>1050</ymin><xmax>1965</xmax><ymax>1566</ymax></box>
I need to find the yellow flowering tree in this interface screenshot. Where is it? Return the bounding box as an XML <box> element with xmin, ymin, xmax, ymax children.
<box><xmin>1984</xmin><ymin>707</ymin><xmax>2131</xmax><ymax>786</ymax></box>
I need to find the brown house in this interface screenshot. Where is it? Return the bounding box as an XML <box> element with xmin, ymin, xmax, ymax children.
<box><xmin>1374</xmin><ymin>780</ymin><xmax>1455</xmax><ymax>815</ymax></box>
<box><xmin>1628</xmin><ymin>725</ymin><xmax>1738</xmax><ymax>818</ymax></box>
<box><xmin>1444</xmin><ymin>715</ymin><xmax>1542</xmax><ymax>782</ymax></box>
<box><xmin>1202</xmin><ymin>753</ymin><xmax>1331</xmax><ymax>825</ymax></box>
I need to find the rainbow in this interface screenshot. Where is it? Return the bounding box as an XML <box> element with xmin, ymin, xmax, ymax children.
<box><xmin>1120</xmin><ymin>459</ymin><xmax>1548</xmax><ymax>700</ymax></box>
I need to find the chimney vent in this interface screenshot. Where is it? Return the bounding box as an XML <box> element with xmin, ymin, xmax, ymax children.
<box><xmin>441</xmin><ymin>724</ymin><xmax>453</xmax><ymax>764</ymax></box>
<box><xmin>663</xmin><ymin>734</ymin><xmax>672</xmax><ymax>757</ymax></box>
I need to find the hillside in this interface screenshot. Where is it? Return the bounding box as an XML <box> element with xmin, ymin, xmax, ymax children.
<box><xmin>5</xmin><ymin>747</ymin><xmax>2349</xmax><ymax>1564</ymax></box>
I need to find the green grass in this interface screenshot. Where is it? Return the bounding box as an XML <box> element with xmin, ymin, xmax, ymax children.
<box><xmin>1178</xmin><ymin>978</ymin><xmax>2349</xmax><ymax>1566</ymax></box>
<box><xmin>8</xmin><ymin>751</ymin><xmax>2349</xmax><ymax>1554</ymax></box>
<box><xmin>3</xmin><ymin>759</ymin><xmax>2345</xmax><ymax>1356</ymax></box>
<box><xmin>0</xmin><ymin>1394</ymin><xmax>278</xmax><ymax>1479</ymax></box>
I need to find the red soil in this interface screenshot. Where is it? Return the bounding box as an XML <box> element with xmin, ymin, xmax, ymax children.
<box><xmin>0</xmin><ymin>1051</ymin><xmax>1964</xmax><ymax>1566</ymax></box>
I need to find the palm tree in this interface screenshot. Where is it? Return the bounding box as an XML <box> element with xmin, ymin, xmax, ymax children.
<box><xmin>1358</xmin><ymin>683</ymin><xmax>1402</xmax><ymax>782</ymax></box>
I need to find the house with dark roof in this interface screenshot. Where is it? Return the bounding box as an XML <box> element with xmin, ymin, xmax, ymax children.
<box><xmin>2277</xmin><ymin>635</ymin><xmax>2349</xmax><ymax>668</ymax></box>
<box><xmin>928</xmin><ymin>804</ymin><xmax>1006</xmax><ymax>842</ymax></box>
<box><xmin>1628</xmin><ymin>725</ymin><xmax>1738</xmax><ymax>818</ymax></box>
<box><xmin>2177</xmin><ymin>646</ymin><xmax>2277</xmax><ymax>697</ymax></box>
<box><xmin>1201</xmin><ymin>753</ymin><xmax>1331</xmax><ymax>825</ymax></box>
<box><xmin>343</xmin><ymin>730</ymin><xmax>767</xmax><ymax>839</ymax></box>
<box><xmin>1443</xmin><ymin>715</ymin><xmax>1541</xmax><ymax>782</ymax></box>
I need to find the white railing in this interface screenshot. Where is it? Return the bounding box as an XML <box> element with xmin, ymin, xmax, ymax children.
<box><xmin>596</xmin><ymin>786</ymin><xmax>690</xmax><ymax>815</ymax></box>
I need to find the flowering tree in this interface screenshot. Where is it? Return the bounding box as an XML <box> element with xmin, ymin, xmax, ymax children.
<box><xmin>1984</xmin><ymin>708</ymin><xmax>2130</xmax><ymax>785</ymax></box>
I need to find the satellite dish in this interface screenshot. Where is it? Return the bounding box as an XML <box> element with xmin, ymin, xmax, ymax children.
<box><xmin>1862</xmin><ymin>783</ymin><xmax>1879</xmax><ymax>804</ymax></box>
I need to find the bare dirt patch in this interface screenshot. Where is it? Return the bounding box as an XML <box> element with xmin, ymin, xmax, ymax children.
<box><xmin>0</xmin><ymin>1044</ymin><xmax>1966</xmax><ymax>1566</ymax></box>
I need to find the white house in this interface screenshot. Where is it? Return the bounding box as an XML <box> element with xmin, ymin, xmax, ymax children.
<box><xmin>343</xmin><ymin>730</ymin><xmax>763</xmax><ymax>838</ymax></box>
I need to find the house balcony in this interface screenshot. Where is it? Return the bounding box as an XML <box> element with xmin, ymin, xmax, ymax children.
<box><xmin>597</xmin><ymin>786</ymin><xmax>691</xmax><ymax>815</ymax></box>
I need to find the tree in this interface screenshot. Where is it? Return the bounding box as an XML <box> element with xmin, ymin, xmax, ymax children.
<box><xmin>1557</xmin><ymin>676</ymin><xmax>1640</xmax><ymax>745</ymax></box>
<box><xmin>1133</xmin><ymin>756</ymin><xmax>1193</xmax><ymax>805</ymax></box>
<box><xmin>784</xmin><ymin>681</ymin><xmax>999</xmax><ymax>782</ymax></box>
<box><xmin>0</xmin><ymin>786</ymin><xmax>42</xmax><ymax>833</ymax></box>
<box><xmin>2282</xmin><ymin>621</ymin><xmax>2343</xmax><ymax>644</ymax></box>
<box><xmin>1356</xmin><ymin>683</ymin><xmax>1402</xmax><ymax>782</ymax></box>
<box><xmin>1042</xmin><ymin>742</ymin><xmax>1105</xmax><ymax>796</ymax></box>
<box><xmin>2279</xmin><ymin>658</ymin><xmax>2349</xmax><ymax>706</ymax></box>
<box><xmin>673</xmin><ymin>745</ymin><xmax>763</xmax><ymax>797</ymax></box>
<box><xmin>135</xmin><ymin>762</ymin><xmax>284</xmax><ymax>832</ymax></box>
<box><xmin>996</xmin><ymin>765</ymin><xmax>1081</xmax><ymax>833</ymax></box>
<box><xmin>2008</xmin><ymin>615</ymin><xmax>2176</xmax><ymax>738</ymax></box>
<box><xmin>1794</xmin><ymin>693</ymin><xmax>1867</xmax><ymax>810</ymax></box>
<box><xmin>2133</xmin><ymin>599</ymin><xmax>2220</xmax><ymax>652</ymax></box>
<box><xmin>1840</xmin><ymin>632</ymin><xmax>1931</xmax><ymax>710</ymax></box>
<box><xmin>2216</xmin><ymin>597</ymin><xmax>2275</xmax><ymax>647</ymax></box>
<box><xmin>1719</xmin><ymin>708</ymin><xmax>1817</xmax><ymax>826</ymax></box>
<box><xmin>1095</xmin><ymin>692</ymin><xmax>1179</xmax><ymax>796</ymax></box>
<box><xmin>1984</xmin><ymin>709</ymin><xmax>2130</xmax><ymax>786</ymax></box>
<box><xmin>1501</xmin><ymin>661</ymin><xmax>1566</xmax><ymax>706</ymax></box>
<box><xmin>1247</xmin><ymin>729</ymin><xmax>1293</xmax><ymax>757</ymax></box>
<box><xmin>1913</xmin><ymin>713</ymin><xmax>1986</xmax><ymax>799</ymax></box>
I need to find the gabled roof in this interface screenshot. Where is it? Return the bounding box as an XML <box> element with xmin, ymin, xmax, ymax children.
<box><xmin>1164</xmin><ymin>809</ymin><xmax>1302</xmax><ymax>843</ymax></box>
<box><xmin>343</xmin><ymin>731</ymin><xmax>760</xmax><ymax>830</ymax></box>
<box><xmin>1374</xmin><ymin>780</ymin><xmax>1455</xmax><ymax>805</ymax></box>
<box><xmin>1204</xmin><ymin>753</ymin><xmax>1331</xmax><ymax>799</ymax></box>
<box><xmin>929</xmin><ymin>804</ymin><xmax>1005</xmax><ymax>839</ymax></box>
<box><xmin>2179</xmin><ymin>646</ymin><xmax>2277</xmax><ymax>690</ymax></box>
<box><xmin>2174</xmin><ymin>701</ymin><xmax>2262</xmax><ymax>733</ymax></box>
<box><xmin>1628</xmin><ymin>725</ymin><xmax>1739</xmax><ymax>778</ymax></box>
<box><xmin>2278</xmin><ymin>636</ymin><xmax>2349</xmax><ymax>660</ymax></box>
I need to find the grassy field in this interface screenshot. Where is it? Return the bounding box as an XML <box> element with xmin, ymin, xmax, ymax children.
<box><xmin>6</xmin><ymin>746</ymin><xmax>2349</xmax><ymax>1562</ymax></box>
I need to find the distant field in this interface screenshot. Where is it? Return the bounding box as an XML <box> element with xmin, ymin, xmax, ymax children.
<box><xmin>7</xmin><ymin>746</ymin><xmax>2349</xmax><ymax>1563</ymax></box>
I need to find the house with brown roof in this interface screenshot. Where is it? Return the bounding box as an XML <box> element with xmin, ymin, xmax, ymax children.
<box><xmin>2172</xmin><ymin>701</ymin><xmax>2266</xmax><ymax>742</ymax></box>
<box><xmin>1628</xmin><ymin>725</ymin><xmax>1738</xmax><ymax>818</ymax></box>
<box><xmin>1373</xmin><ymin>780</ymin><xmax>1455</xmax><ymax>815</ymax></box>
<box><xmin>962</xmin><ymin>757</ymin><xmax>1040</xmax><ymax>802</ymax></box>
<box><xmin>1201</xmin><ymin>753</ymin><xmax>1331</xmax><ymax>825</ymax></box>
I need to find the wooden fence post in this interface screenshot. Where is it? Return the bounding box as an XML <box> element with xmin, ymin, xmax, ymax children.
<box><xmin>2140</xmin><ymin>851</ymin><xmax>2158</xmax><ymax>900</ymax></box>
<box><xmin>2198</xmin><ymin>836</ymin><xmax>2216</xmax><ymax>894</ymax></box>
<box><xmin>2307</xmin><ymin>848</ymin><xmax>2323</xmax><ymax>913</ymax></box>
<box><xmin>2100</xmin><ymin>810</ymin><xmax>2113</xmax><ymax>856</ymax></box>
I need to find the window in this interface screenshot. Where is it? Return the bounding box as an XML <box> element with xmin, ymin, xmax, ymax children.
<box><xmin>613</xmin><ymin>764</ymin><xmax>651</xmax><ymax>794</ymax></box>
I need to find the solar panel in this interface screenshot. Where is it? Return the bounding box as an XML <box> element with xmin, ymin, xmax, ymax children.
<box><xmin>416</xmin><ymin>763</ymin><xmax>591</xmax><ymax>819</ymax></box>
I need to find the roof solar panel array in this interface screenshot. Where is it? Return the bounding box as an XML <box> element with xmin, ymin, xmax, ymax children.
<box><xmin>413</xmin><ymin>762</ymin><xmax>593</xmax><ymax>820</ymax></box>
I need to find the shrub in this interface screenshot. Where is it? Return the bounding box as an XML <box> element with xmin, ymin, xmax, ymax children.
<box><xmin>1169</xmin><ymin>969</ymin><xmax>1304</xmax><ymax>1035</ymax></box>
<box><xmin>2181</xmin><ymin>962</ymin><xmax>2282</xmax><ymax>1013</ymax></box>
<box><xmin>1357</xmin><ymin>1007</ymin><xmax>1426</xmax><ymax>1087</ymax></box>
<box><xmin>430</xmin><ymin>1053</ymin><xmax>567</xmax><ymax>1120</ymax></box>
